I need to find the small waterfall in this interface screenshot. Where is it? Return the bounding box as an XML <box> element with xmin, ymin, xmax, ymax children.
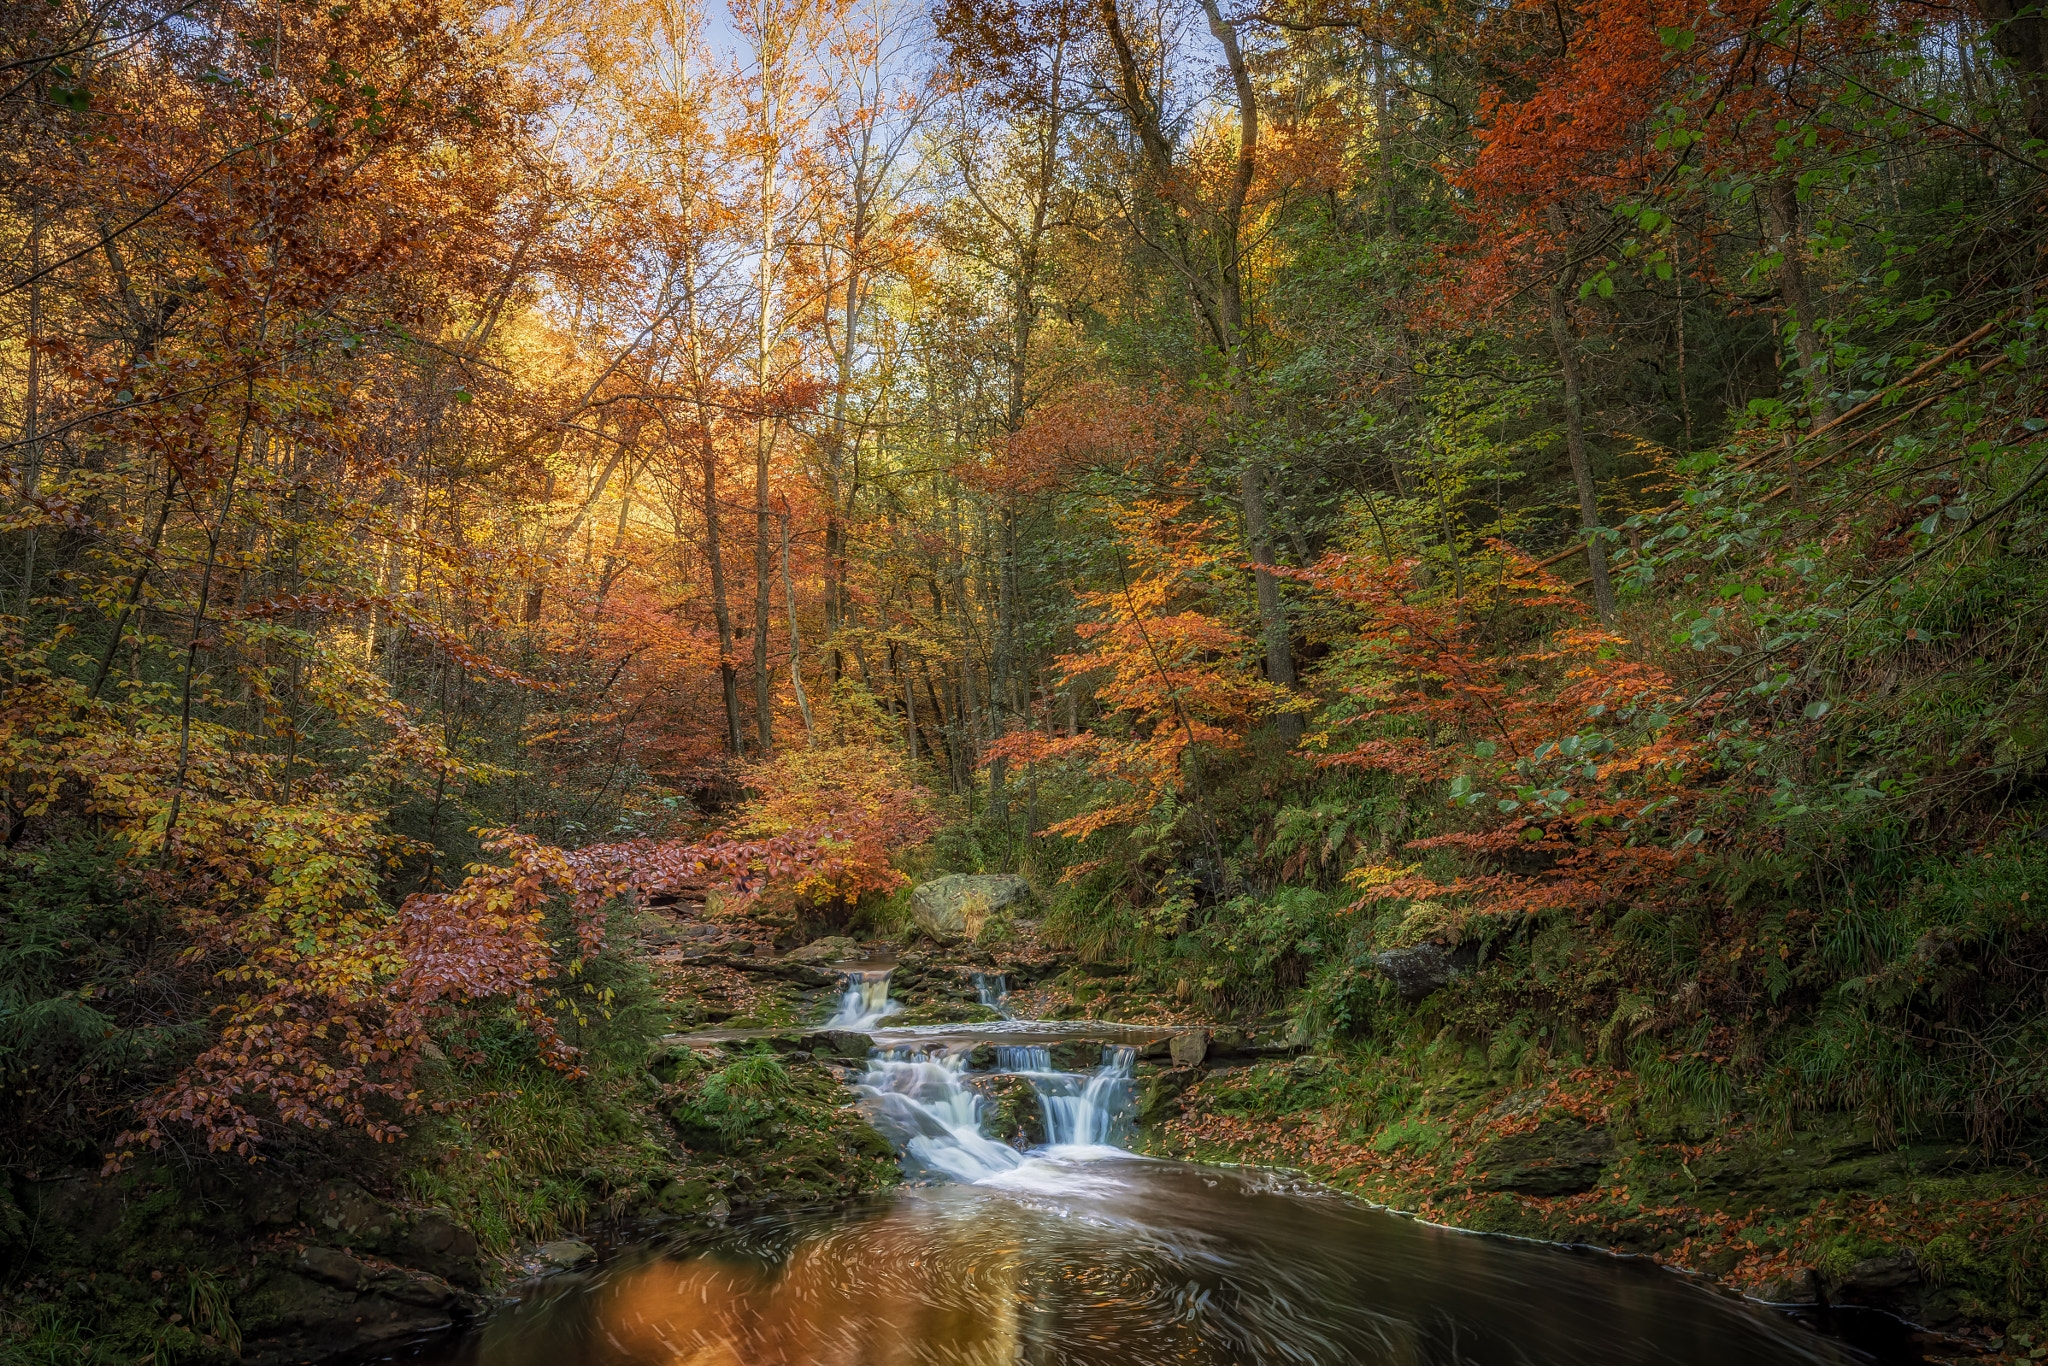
<box><xmin>824</xmin><ymin>968</ymin><xmax>901</xmax><ymax>1030</ymax></box>
<box><xmin>994</xmin><ymin>1044</ymin><xmax>1051</xmax><ymax>1073</ymax></box>
<box><xmin>1036</xmin><ymin>1046</ymin><xmax>1137</xmax><ymax>1148</ymax></box>
<box><xmin>854</xmin><ymin>1048</ymin><xmax>1027</xmax><ymax>1183</ymax></box>
<box><xmin>973</xmin><ymin>972</ymin><xmax>1009</xmax><ymax>1016</ymax></box>
<box><xmin>855</xmin><ymin>1041</ymin><xmax>1140</xmax><ymax>1182</ymax></box>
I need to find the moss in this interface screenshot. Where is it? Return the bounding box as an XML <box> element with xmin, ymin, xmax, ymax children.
<box><xmin>889</xmin><ymin>1001</ymin><xmax>1002</xmax><ymax>1026</ymax></box>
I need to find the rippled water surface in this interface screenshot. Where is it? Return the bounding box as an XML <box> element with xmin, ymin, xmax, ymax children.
<box><xmin>412</xmin><ymin>1151</ymin><xmax>1862</xmax><ymax>1366</ymax></box>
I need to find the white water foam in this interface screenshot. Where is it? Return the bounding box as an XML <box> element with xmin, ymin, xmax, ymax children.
<box><xmin>1040</xmin><ymin>1046</ymin><xmax>1138</xmax><ymax>1147</ymax></box>
<box><xmin>973</xmin><ymin>972</ymin><xmax>1010</xmax><ymax>1016</ymax></box>
<box><xmin>855</xmin><ymin>1049</ymin><xmax>1028</xmax><ymax>1182</ymax></box>
<box><xmin>824</xmin><ymin>968</ymin><xmax>902</xmax><ymax>1030</ymax></box>
<box><xmin>843</xmin><ymin>968</ymin><xmax>1142</xmax><ymax>1185</ymax></box>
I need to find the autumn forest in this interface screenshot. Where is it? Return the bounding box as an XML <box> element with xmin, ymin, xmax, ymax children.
<box><xmin>4</xmin><ymin>0</ymin><xmax>2048</xmax><ymax>1357</ymax></box>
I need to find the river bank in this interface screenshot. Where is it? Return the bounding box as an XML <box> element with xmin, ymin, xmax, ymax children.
<box><xmin>7</xmin><ymin>890</ymin><xmax>2043</xmax><ymax>1364</ymax></box>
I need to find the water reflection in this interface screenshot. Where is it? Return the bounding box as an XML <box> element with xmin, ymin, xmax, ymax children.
<box><xmin>420</xmin><ymin>1154</ymin><xmax>1863</xmax><ymax>1366</ymax></box>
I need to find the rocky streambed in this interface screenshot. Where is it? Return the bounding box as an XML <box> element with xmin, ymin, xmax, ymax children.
<box><xmin>9</xmin><ymin>876</ymin><xmax>2032</xmax><ymax>1364</ymax></box>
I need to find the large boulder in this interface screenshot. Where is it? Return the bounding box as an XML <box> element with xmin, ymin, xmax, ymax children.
<box><xmin>1373</xmin><ymin>943</ymin><xmax>1465</xmax><ymax>1003</ymax></box>
<box><xmin>911</xmin><ymin>874</ymin><xmax>1033</xmax><ymax>943</ymax></box>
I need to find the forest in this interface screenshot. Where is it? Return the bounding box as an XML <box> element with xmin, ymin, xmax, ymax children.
<box><xmin>2</xmin><ymin>0</ymin><xmax>2047</xmax><ymax>1359</ymax></box>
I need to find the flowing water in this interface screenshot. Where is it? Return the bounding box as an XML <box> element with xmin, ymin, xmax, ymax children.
<box><xmin>974</xmin><ymin>972</ymin><xmax>1010</xmax><ymax>1015</ymax></box>
<box><xmin>397</xmin><ymin>966</ymin><xmax>1892</xmax><ymax>1366</ymax></box>
<box><xmin>823</xmin><ymin>968</ymin><xmax>900</xmax><ymax>1030</ymax></box>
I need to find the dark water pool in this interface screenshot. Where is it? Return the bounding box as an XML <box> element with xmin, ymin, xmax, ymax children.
<box><xmin>391</xmin><ymin>1151</ymin><xmax>1885</xmax><ymax>1366</ymax></box>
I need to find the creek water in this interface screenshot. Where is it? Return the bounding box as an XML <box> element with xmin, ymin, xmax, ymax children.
<box><xmin>399</xmin><ymin>967</ymin><xmax>1887</xmax><ymax>1366</ymax></box>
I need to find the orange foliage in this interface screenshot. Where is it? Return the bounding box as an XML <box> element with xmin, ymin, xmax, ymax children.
<box><xmin>968</xmin><ymin>382</ymin><xmax>1201</xmax><ymax>497</ymax></box>
<box><xmin>989</xmin><ymin>498</ymin><xmax>1287</xmax><ymax>843</ymax></box>
<box><xmin>735</xmin><ymin>741</ymin><xmax>940</xmax><ymax>909</ymax></box>
<box><xmin>1439</xmin><ymin>0</ymin><xmax>1879</xmax><ymax>320</ymax></box>
<box><xmin>119</xmin><ymin>827</ymin><xmax>836</xmax><ymax>1159</ymax></box>
<box><xmin>1290</xmin><ymin>548</ymin><xmax>1727</xmax><ymax>921</ymax></box>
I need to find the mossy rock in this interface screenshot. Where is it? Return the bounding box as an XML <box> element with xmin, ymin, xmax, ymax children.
<box><xmin>911</xmin><ymin>874</ymin><xmax>1033</xmax><ymax>943</ymax></box>
<box><xmin>969</xmin><ymin>1074</ymin><xmax>1046</xmax><ymax>1147</ymax></box>
<box><xmin>890</xmin><ymin>1001</ymin><xmax>1003</xmax><ymax>1025</ymax></box>
<box><xmin>1471</xmin><ymin>1123</ymin><xmax>1613</xmax><ymax>1197</ymax></box>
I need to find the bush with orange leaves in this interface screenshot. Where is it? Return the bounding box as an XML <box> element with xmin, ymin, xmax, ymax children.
<box><xmin>1290</xmin><ymin>546</ymin><xmax>1744</xmax><ymax>928</ymax></box>
<box><xmin>734</xmin><ymin>736</ymin><xmax>940</xmax><ymax>913</ymax></box>
<box><xmin>988</xmin><ymin>498</ymin><xmax>1291</xmax><ymax>854</ymax></box>
<box><xmin>115</xmin><ymin>827</ymin><xmax>830</xmax><ymax>1162</ymax></box>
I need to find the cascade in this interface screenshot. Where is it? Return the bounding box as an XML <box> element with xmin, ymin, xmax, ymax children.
<box><xmin>841</xmin><ymin>973</ymin><xmax>1141</xmax><ymax>1181</ymax></box>
<box><xmin>824</xmin><ymin>968</ymin><xmax>900</xmax><ymax>1030</ymax></box>
<box><xmin>1038</xmin><ymin>1046</ymin><xmax>1137</xmax><ymax>1147</ymax></box>
<box><xmin>972</xmin><ymin>972</ymin><xmax>1009</xmax><ymax>1015</ymax></box>
<box><xmin>854</xmin><ymin>1049</ymin><xmax>1028</xmax><ymax>1182</ymax></box>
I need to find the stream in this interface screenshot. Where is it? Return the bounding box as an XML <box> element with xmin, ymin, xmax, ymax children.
<box><xmin>396</xmin><ymin>966</ymin><xmax>1897</xmax><ymax>1365</ymax></box>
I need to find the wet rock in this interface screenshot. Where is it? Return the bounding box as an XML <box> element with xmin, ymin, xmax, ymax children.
<box><xmin>302</xmin><ymin>1179</ymin><xmax>400</xmax><ymax>1250</ymax></box>
<box><xmin>891</xmin><ymin>1001</ymin><xmax>1003</xmax><ymax>1025</ymax></box>
<box><xmin>1471</xmin><ymin>1123</ymin><xmax>1613</xmax><ymax>1197</ymax></box>
<box><xmin>407</xmin><ymin>1209</ymin><xmax>482</xmax><ymax>1288</ymax></box>
<box><xmin>1168</xmin><ymin>1030</ymin><xmax>1210</xmax><ymax>1068</ymax></box>
<box><xmin>1825</xmin><ymin>1253</ymin><xmax>1923</xmax><ymax>1314</ymax></box>
<box><xmin>785</xmin><ymin>935</ymin><xmax>860</xmax><ymax>963</ymax></box>
<box><xmin>1372</xmin><ymin>944</ymin><xmax>1465</xmax><ymax>1003</ymax></box>
<box><xmin>1753</xmin><ymin>1268</ymin><xmax>1823</xmax><ymax>1305</ymax></box>
<box><xmin>1049</xmin><ymin>1040</ymin><xmax>1106</xmax><ymax>1072</ymax></box>
<box><xmin>970</xmin><ymin>1074</ymin><xmax>1047</xmax><ymax>1146</ymax></box>
<box><xmin>368</xmin><ymin>1264</ymin><xmax>470</xmax><ymax>1308</ymax></box>
<box><xmin>536</xmin><ymin>1239</ymin><xmax>597</xmax><ymax>1269</ymax></box>
<box><xmin>651</xmin><ymin>1177</ymin><xmax>721</xmax><ymax>1218</ymax></box>
<box><xmin>1137</xmin><ymin>1066</ymin><xmax>1204</xmax><ymax>1124</ymax></box>
<box><xmin>802</xmin><ymin>1028</ymin><xmax>874</xmax><ymax>1060</ymax></box>
<box><xmin>694</xmin><ymin>954</ymin><xmax>839</xmax><ymax>987</ymax></box>
<box><xmin>297</xmin><ymin>1245</ymin><xmax>368</xmax><ymax>1290</ymax></box>
<box><xmin>238</xmin><ymin>1263</ymin><xmax>463</xmax><ymax>1366</ymax></box>
<box><xmin>911</xmin><ymin>874</ymin><xmax>1034</xmax><ymax>943</ymax></box>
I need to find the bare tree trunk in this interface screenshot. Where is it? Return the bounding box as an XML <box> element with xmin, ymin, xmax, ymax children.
<box><xmin>702</xmin><ymin>438</ymin><xmax>744</xmax><ymax>754</ymax></box>
<box><xmin>778</xmin><ymin>503</ymin><xmax>815</xmax><ymax>744</ymax></box>
<box><xmin>1548</xmin><ymin>277</ymin><xmax>1617</xmax><ymax>622</ymax></box>
<box><xmin>753</xmin><ymin>9</ymin><xmax>782</xmax><ymax>755</ymax></box>
<box><xmin>753</xmin><ymin>426</ymin><xmax>774</xmax><ymax>752</ymax></box>
<box><xmin>1767</xmin><ymin>174</ymin><xmax>1836</xmax><ymax>427</ymax></box>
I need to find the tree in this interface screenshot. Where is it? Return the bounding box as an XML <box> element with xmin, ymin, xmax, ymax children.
<box><xmin>1095</xmin><ymin>0</ymin><xmax>1302</xmax><ymax>734</ymax></box>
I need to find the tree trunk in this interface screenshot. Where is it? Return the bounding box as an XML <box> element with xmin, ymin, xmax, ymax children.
<box><xmin>1767</xmin><ymin>174</ymin><xmax>1836</xmax><ymax>427</ymax></box>
<box><xmin>1973</xmin><ymin>0</ymin><xmax>2048</xmax><ymax>145</ymax></box>
<box><xmin>754</xmin><ymin>17</ymin><xmax>782</xmax><ymax>755</ymax></box>
<box><xmin>778</xmin><ymin>503</ymin><xmax>815</xmax><ymax>744</ymax></box>
<box><xmin>753</xmin><ymin>423</ymin><xmax>774</xmax><ymax>753</ymax></box>
<box><xmin>1201</xmin><ymin>0</ymin><xmax>1300</xmax><ymax>738</ymax></box>
<box><xmin>1548</xmin><ymin>278</ymin><xmax>1618</xmax><ymax>622</ymax></box>
<box><xmin>702</xmin><ymin>439</ymin><xmax>744</xmax><ymax>754</ymax></box>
